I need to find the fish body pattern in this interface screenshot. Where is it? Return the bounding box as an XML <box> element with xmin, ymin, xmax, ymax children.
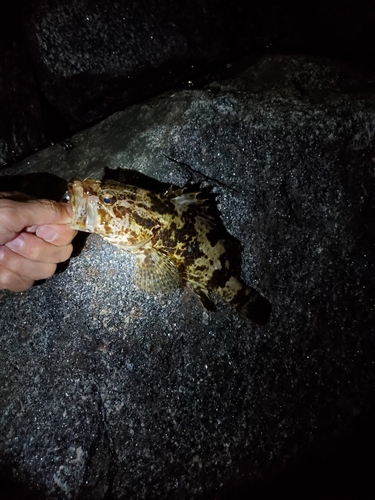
<box><xmin>67</xmin><ymin>177</ymin><xmax>271</xmax><ymax>325</ymax></box>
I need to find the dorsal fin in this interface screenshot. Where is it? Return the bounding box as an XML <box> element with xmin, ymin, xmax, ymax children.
<box><xmin>168</xmin><ymin>188</ymin><xmax>214</xmax><ymax>220</ymax></box>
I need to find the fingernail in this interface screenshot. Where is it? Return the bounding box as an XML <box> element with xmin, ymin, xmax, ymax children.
<box><xmin>0</xmin><ymin>247</ymin><xmax>4</xmax><ymax>260</ymax></box>
<box><xmin>6</xmin><ymin>234</ymin><xmax>25</xmax><ymax>251</ymax></box>
<box><xmin>36</xmin><ymin>226</ymin><xmax>59</xmax><ymax>242</ymax></box>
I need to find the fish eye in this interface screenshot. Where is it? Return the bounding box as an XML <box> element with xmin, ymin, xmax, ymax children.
<box><xmin>101</xmin><ymin>192</ymin><xmax>116</xmax><ymax>205</ymax></box>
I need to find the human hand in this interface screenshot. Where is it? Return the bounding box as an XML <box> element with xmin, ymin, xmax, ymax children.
<box><xmin>0</xmin><ymin>195</ymin><xmax>77</xmax><ymax>292</ymax></box>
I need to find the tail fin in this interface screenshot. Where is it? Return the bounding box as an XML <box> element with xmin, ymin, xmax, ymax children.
<box><xmin>191</xmin><ymin>274</ymin><xmax>271</xmax><ymax>324</ymax></box>
<box><xmin>235</xmin><ymin>289</ymin><xmax>271</xmax><ymax>325</ymax></box>
<box><xmin>223</xmin><ymin>276</ymin><xmax>271</xmax><ymax>325</ymax></box>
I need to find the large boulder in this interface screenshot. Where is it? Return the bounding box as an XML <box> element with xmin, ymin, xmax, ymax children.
<box><xmin>2</xmin><ymin>0</ymin><xmax>375</xmax><ymax>165</ymax></box>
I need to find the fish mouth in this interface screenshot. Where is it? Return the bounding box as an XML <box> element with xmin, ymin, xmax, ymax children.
<box><xmin>67</xmin><ymin>178</ymin><xmax>101</xmax><ymax>232</ymax></box>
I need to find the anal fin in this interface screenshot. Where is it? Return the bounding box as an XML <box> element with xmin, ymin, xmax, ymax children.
<box><xmin>135</xmin><ymin>248</ymin><xmax>182</xmax><ymax>293</ymax></box>
<box><xmin>190</xmin><ymin>283</ymin><xmax>217</xmax><ymax>312</ymax></box>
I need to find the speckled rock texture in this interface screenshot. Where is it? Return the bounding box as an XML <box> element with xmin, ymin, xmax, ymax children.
<box><xmin>2</xmin><ymin>0</ymin><xmax>375</xmax><ymax>165</ymax></box>
<box><xmin>0</xmin><ymin>56</ymin><xmax>375</xmax><ymax>499</ymax></box>
<box><xmin>21</xmin><ymin>0</ymin><xmax>375</xmax><ymax>129</ymax></box>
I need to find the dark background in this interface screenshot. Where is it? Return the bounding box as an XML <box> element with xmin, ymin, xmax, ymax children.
<box><xmin>2</xmin><ymin>0</ymin><xmax>375</xmax><ymax>166</ymax></box>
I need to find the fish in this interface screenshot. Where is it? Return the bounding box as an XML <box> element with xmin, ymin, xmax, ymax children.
<box><xmin>66</xmin><ymin>175</ymin><xmax>271</xmax><ymax>325</ymax></box>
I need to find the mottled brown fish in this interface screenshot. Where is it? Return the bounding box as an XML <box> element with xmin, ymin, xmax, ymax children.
<box><xmin>67</xmin><ymin>177</ymin><xmax>271</xmax><ymax>324</ymax></box>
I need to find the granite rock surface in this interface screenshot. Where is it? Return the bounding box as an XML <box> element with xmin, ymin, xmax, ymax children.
<box><xmin>0</xmin><ymin>56</ymin><xmax>375</xmax><ymax>499</ymax></box>
<box><xmin>3</xmin><ymin>0</ymin><xmax>375</xmax><ymax>165</ymax></box>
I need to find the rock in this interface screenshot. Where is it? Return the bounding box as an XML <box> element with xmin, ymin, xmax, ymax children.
<box><xmin>0</xmin><ymin>35</ymin><xmax>45</xmax><ymax>167</ymax></box>
<box><xmin>21</xmin><ymin>0</ymin><xmax>375</xmax><ymax>129</ymax></box>
<box><xmin>0</xmin><ymin>55</ymin><xmax>375</xmax><ymax>499</ymax></box>
<box><xmin>2</xmin><ymin>0</ymin><xmax>375</xmax><ymax>163</ymax></box>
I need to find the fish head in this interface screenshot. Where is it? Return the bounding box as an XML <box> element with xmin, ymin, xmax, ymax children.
<box><xmin>66</xmin><ymin>177</ymin><xmax>158</xmax><ymax>249</ymax></box>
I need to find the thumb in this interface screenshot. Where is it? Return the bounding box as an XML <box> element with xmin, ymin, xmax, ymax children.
<box><xmin>0</xmin><ymin>198</ymin><xmax>73</xmax><ymax>244</ymax></box>
<box><xmin>24</xmin><ymin>199</ymin><xmax>73</xmax><ymax>226</ymax></box>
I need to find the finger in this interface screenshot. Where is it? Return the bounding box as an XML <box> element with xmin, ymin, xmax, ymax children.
<box><xmin>0</xmin><ymin>246</ymin><xmax>57</xmax><ymax>281</ymax></box>
<box><xmin>0</xmin><ymin>263</ymin><xmax>34</xmax><ymax>292</ymax></box>
<box><xmin>25</xmin><ymin>225</ymin><xmax>38</xmax><ymax>233</ymax></box>
<box><xmin>0</xmin><ymin>199</ymin><xmax>73</xmax><ymax>244</ymax></box>
<box><xmin>26</xmin><ymin>200</ymin><xmax>73</xmax><ymax>225</ymax></box>
<box><xmin>35</xmin><ymin>225</ymin><xmax>77</xmax><ymax>246</ymax></box>
<box><xmin>5</xmin><ymin>233</ymin><xmax>74</xmax><ymax>264</ymax></box>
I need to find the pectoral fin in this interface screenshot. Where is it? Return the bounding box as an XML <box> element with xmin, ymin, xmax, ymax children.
<box><xmin>135</xmin><ymin>248</ymin><xmax>182</xmax><ymax>293</ymax></box>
